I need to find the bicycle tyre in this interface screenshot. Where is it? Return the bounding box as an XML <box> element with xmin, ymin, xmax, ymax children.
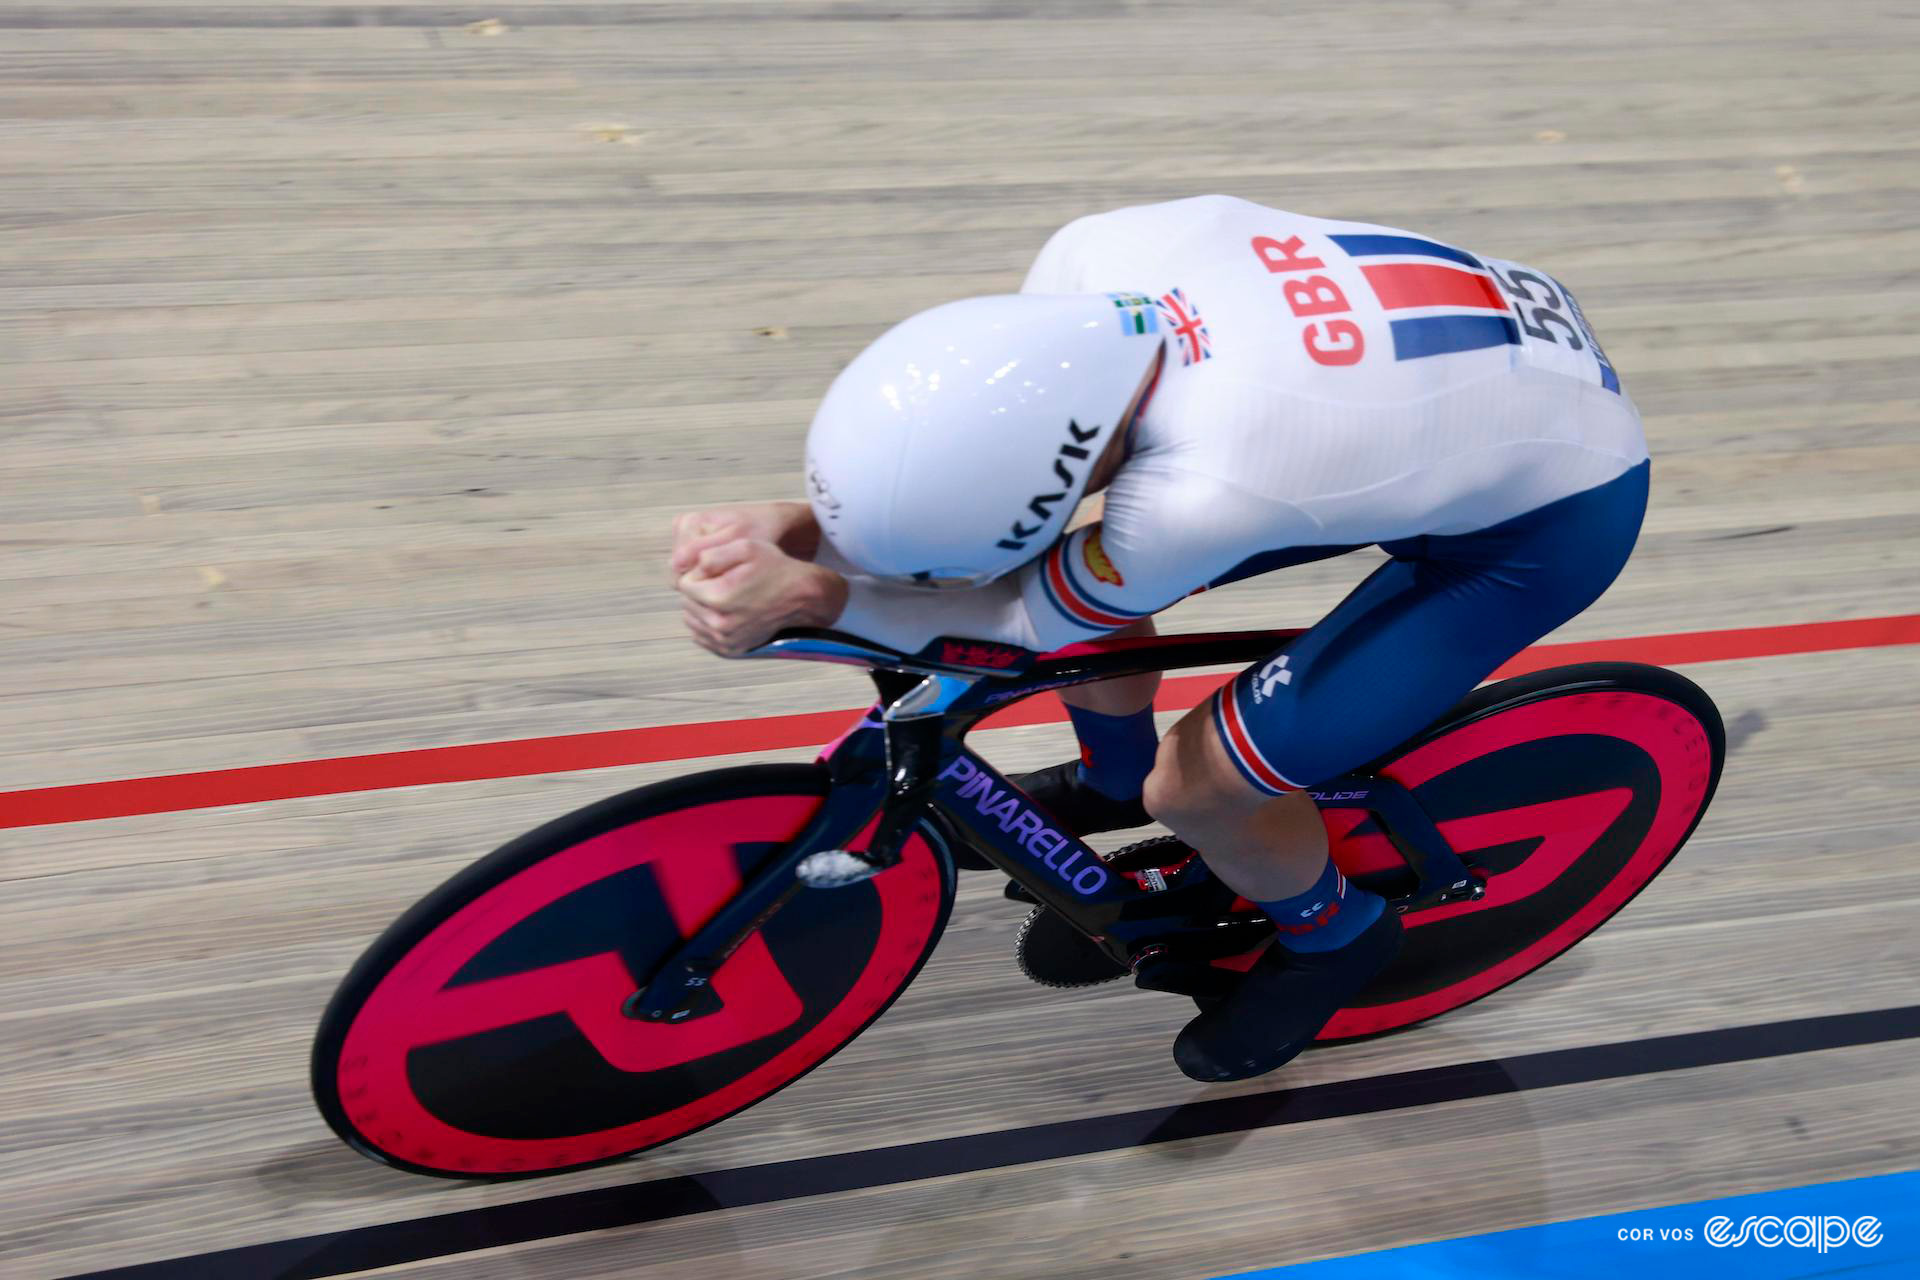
<box><xmin>312</xmin><ymin>763</ymin><xmax>954</xmax><ymax>1179</ymax></box>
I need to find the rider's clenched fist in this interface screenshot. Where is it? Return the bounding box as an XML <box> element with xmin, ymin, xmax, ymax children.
<box><xmin>676</xmin><ymin>535</ymin><xmax>848</xmax><ymax>656</ymax></box>
<box><xmin>669</xmin><ymin>502</ymin><xmax>819</xmax><ymax>581</ymax></box>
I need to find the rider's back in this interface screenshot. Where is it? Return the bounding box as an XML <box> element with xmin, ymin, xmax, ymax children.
<box><xmin>1023</xmin><ymin>195</ymin><xmax>1647</xmax><ymax>547</ymax></box>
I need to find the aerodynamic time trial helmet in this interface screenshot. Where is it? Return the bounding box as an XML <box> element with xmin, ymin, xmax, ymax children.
<box><xmin>804</xmin><ymin>294</ymin><xmax>1161</xmax><ymax>587</ymax></box>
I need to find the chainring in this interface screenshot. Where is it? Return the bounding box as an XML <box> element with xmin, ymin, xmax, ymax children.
<box><xmin>1013</xmin><ymin>835</ymin><xmax>1223</xmax><ymax>989</ymax></box>
<box><xmin>1014</xmin><ymin>905</ymin><xmax>1130</xmax><ymax>988</ymax></box>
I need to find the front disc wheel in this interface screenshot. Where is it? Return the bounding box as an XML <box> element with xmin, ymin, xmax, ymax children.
<box><xmin>312</xmin><ymin>764</ymin><xmax>954</xmax><ymax>1179</ymax></box>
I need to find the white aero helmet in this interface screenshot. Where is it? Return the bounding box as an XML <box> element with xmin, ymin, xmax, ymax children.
<box><xmin>805</xmin><ymin>293</ymin><xmax>1161</xmax><ymax>587</ymax></box>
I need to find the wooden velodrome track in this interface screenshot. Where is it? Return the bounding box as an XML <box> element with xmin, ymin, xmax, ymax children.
<box><xmin>3</xmin><ymin>2</ymin><xmax>1918</xmax><ymax>1277</ymax></box>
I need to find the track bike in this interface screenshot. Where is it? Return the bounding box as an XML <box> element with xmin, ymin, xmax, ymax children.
<box><xmin>312</xmin><ymin>625</ymin><xmax>1724</xmax><ymax>1179</ymax></box>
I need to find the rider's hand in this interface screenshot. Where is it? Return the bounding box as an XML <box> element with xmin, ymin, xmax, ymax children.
<box><xmin>669</xmin><ymin>502</ymin><xmax>818</xmax><ymax>580</ymax></box>
<box><xmin>677</xmin><ymin>538</ymin><xmax>849</xmax><ymax>656</ymax></box>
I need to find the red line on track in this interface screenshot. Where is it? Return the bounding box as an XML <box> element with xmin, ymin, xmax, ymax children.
<box><xmin>4</xmin><ymin>614</ymin><xmax>1917</xmax><ymax>831</ymax></box>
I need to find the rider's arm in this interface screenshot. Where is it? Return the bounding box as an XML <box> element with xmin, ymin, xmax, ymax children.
<box><xmin>828</xmin><ymin>571</ymin><xmax>1040</xmax><ymax>651</ymax></box>
<box><xmin>1012</xmin><ymin>469</ymin><xmax>1323</xmax><ymax>648</ymax></box>
<box><xmin>818</xmin><ymin>538</ymin><xmax>1044</xmax><ymax>649</ymax></box>
<box><xmin>827</xmin><ymin>468</ymin><xmax>1325</xmax><ymax>653</ymax></box>
<box><xmin>670</xmin><ymin>501</ymin><xmax>822</xmax><ymax>578</ymax></box>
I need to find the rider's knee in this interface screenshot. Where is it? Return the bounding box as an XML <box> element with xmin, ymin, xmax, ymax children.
<box><xmin>1140</xmin><ymin>743</ymin><xmax>1180</xmax><ymax>827</ymax></box>
<box><xmin>1145</xmin><ymin>713</ymin><xmax>1283</xmax><ymax>836</ymax></box>
<box><xmin>1142</xmin><ymin>732</ymin><xmax>1204</xmax><ymax>830</ymax></box>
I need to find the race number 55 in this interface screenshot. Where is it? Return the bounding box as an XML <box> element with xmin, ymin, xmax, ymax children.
<box><xmin>1492</xmin><ymin>266</ymin><xmax>1584</xmax><ymax>350</ymax></box>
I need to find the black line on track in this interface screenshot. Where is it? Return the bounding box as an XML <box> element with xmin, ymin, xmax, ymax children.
<box><xmin>63</xmin><ymin>1004</ymin><xmax>1920</xmax><ymax>1280</ymax></box>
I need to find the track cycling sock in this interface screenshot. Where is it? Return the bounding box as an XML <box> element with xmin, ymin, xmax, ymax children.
<box><xmin>1256</xmin><ymin>856</ymin><xmax>1386</xmax><ymax>953</ymax></box>
<box><xmin>1064</xmin><ymin>703</ymin><xmax>1159</xmax><ymax>801</ymax></box>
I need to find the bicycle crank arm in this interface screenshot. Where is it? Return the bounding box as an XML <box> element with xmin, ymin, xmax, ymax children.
<box><xmin>1310</xmin><ymin>773</ymin><xmax>1485</xmax><ymax>913</ymax></box>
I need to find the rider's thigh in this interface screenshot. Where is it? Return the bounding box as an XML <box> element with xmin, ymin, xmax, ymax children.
<box><xmin>1208</xmin><ymin>460</ymin><xmax>1650</xmax><ymax>793</ymax></box>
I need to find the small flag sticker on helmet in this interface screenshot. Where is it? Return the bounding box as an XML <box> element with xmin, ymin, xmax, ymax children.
<box><xmin>1108</xmin><ymin>292</ymin><xmax>1159</xmax><ymax>336</ymax></box>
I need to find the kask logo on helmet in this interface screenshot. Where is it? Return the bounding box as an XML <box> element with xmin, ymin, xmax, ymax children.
<box><xmin>994</xmin><ymin>419</ymin><xmax>1104</xmax><ymax>553</ymax></box>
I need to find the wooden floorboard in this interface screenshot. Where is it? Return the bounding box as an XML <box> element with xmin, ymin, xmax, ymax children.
<box><xmin>1</xmin><ymin>2</ymin><xmax>1916</xmax><ymax>1277</ymax></box>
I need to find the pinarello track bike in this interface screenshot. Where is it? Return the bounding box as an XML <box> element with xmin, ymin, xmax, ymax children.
<box><xmin>312</xmin><ymin>625</ymin><xmax>1724</xmax><ymax>1178</ymax></box>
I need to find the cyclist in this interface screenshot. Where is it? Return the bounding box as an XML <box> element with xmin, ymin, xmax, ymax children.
<box><xmin>669</xmin><ymin>194</ymin><xmax>1648</xmax><ymax>1082</ymax></box>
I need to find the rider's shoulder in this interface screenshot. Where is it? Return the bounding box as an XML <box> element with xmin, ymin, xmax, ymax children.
<box><xmin>1106</xmin><ymin>454</ymin><xmax>1272</xmax><ymax>528</ymax></box>
<box><xmin>1028</xmin><ymin>195</ymin><xmax>1311</xmax><ymax>291</ymax></box>
<box><xmin>1057</xmin><ymin>194</ymin><xmax>1276</xmax><ymax>241</ymax></box>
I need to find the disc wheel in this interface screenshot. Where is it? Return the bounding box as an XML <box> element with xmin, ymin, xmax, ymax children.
<box><xmin>1319</xmin><ymin>662</ymin><xmax>1724</xmax><ymax>1039</ymax></box>
<box><xmin>312</xmin><ymin>764</ymin><xmax>953</xmax><ymax>1179</ymax></box>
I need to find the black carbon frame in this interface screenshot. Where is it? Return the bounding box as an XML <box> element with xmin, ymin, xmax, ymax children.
<box><xmin>625</xmin><ymin>627</ymin><xmax>1480</xmax><ymax>1021</ymax></box>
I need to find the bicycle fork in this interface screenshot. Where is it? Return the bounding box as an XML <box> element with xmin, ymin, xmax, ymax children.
<box><xmin>622</xmin><ymin>676</ymin><xmax>963</xmax><ymax>1025</ymax></box>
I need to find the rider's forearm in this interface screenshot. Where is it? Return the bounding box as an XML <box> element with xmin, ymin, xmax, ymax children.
<box><xmin>830</xmin><ymin>573</ymin><xmax>1038</xmax><ymax>653</ymax></box>
<box><xmin>798</xmin><ymin>559</ymin><xmax>850</xmax><ymax>628</ymax></box>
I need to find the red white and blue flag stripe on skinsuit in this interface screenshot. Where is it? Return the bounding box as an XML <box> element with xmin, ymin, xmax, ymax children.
<box><xmin>1213</xmin><ymin>670</ymin><xmax>1307</xmax><ymax>794</ymax></box>
<box><xmin>1327</xmin><ymin>233</ymin><xmax>1521</xmax><ymax>361</ymax></box>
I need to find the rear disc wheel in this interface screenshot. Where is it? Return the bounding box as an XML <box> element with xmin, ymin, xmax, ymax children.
<box><xmin>1320</xmin><ymin>662</ymin><xmax>1725</xmax><ymax>1039</ymax></box>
